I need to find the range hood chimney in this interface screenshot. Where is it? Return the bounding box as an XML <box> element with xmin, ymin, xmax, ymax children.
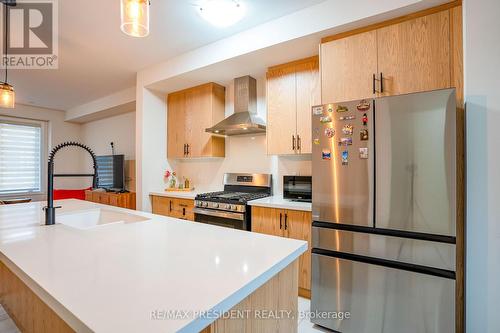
<box><xmin>206</xmin><ymin>76</ymin><xmax>266</xmax><ymax>136</ymax></box>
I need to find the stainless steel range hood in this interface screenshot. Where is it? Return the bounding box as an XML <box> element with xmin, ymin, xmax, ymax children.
<box><xmin>206</xmin><ymin>76</ymin><xmax>266</xmax><ymax>136</ymax></box>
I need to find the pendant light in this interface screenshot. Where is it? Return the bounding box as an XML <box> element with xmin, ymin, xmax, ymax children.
<box><xmin>0</xmin><ymin>1</ymin><xmax>14</xmax><ymax>108</ymax></box>
<box><xmin>120</xmin><ymin>0</ymin><xmax>150</xmax><ymax>38</ymax></box>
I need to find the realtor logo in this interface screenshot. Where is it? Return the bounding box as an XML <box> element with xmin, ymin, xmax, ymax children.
<box><xmin>1</xmin><ymin>0</ymin><xmax>58</xmax><ymax>69</ymax></box>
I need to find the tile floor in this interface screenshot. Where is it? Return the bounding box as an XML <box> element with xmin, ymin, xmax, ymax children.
<box><xmin>298</xmin><ymin>297</ymin><xmax>332</xmax><ymax>333</ymax></box>
<box><xmin>0</xmin><ymin>299</ymin><xmax>329</xmax><ymax>333</ymax></box>
<box><xmin>0</xmin><ymin>306</ymin><xmax>19</xmax><ymax>333</ymax></box>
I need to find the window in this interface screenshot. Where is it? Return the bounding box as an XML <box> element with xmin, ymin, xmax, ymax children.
<box><xmin>0</xmin><ymin>120</ymin><xmax>43</xmax><ymax>194</ymax></box>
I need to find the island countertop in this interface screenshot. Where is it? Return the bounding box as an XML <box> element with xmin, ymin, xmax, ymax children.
<box><xmin>0</xmin><ymin>199</ymin><xmax>307</xmax><ymax>333</ymax></box>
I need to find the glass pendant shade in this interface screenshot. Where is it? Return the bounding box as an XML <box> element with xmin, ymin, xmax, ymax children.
<box><xmin>121</xmin><ymin>0</ymin><xmax>150</xmax><ymax>37</ymax></box>
<box><xmin>0</xmin><ymin>83</ymin><xmax>15</xmax><ymax>109</ymax></box>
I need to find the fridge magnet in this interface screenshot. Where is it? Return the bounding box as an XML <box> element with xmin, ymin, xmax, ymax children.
<box><xmin>342</xmin><ymin>150</ymin><xmax>349</xmax><ymax>165</ymax></box>
<box><xmin>339</xmin><ymin>137</ymin><xmax>353</xmax><ymax>146</ymax></box>
<box><xmin>360</xmin><ymin>129</ymin><xmax>369</xmax><ymax>141</ymax></box>
<box><xmin>342</xmin><ymin>124</ymin><xmax>354</xmax><ymax>136</ymax></box>
<box><xmin>312</xmin><ymin>105</ymin><xmax>324</xmax><ymax>116</ymax></box>
<box><xmin>359</xmin><ymin>147</ymin><xmax>369</xmax><ymax>159</ymax></box>
<box><xmin>320</xmin><ymin>116</ymin><xmax>332</xmax><ymax>124</ymax></box>
<box><xmin>362</xmin><ymin>113</ymin><xmax>368</xmax><ymax>126</ymax></box>
<box><xmin>322</xmin><ymin>149</ymin><xmax>332</xmax><ymax>160</ymax></box>
<box><xmin>336</xmin><ymin>105</ymin><xmax>349</xmax><ymax>113</ymax></box>
<box><xmin>324</xmin><ymin>127</ymin><xmax>335</xmax><ymax>138</ymax></box>
<box><xmin>314</xmin><ymin>138</ymin><xmax>321</xmax><ymax>145</ymax></box>
<box><xmin>357</xmin><ymin>100</ymin><xmax>370</xmax><ymax>112</ymax></box>
<box><xmin>340</xmin><ymin>115</ymin><xmax>356</xmax><ymax>121</ymax></box>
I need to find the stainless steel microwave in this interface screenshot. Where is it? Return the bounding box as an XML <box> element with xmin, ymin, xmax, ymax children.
<box><xmin>283</xmin><ymin>176</ymin><xmax>312</xmax><ymax>202</ymax></box>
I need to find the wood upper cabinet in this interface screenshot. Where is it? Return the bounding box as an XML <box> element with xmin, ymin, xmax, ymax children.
<box><xmin>377</xmin><ymin>10</ymin><xmax>451</xmax><ymax>96</ymax></box>
<box><xmin>266</xmin><ymin>56</ymin><xmax>320</xmax><ymax>155</ymax></box>
<box><xmin>252</xmin><ymin>206</ymin><xmax>312</xmax><ymax>297</ymax></box>
<box><xmin>167</xmin><ymin>83</ymin><xmax>226</xmax><ymax>159</ymax></box>
<box><xmin>295</xmin><ymin>58</ymin><xmax>321</xmax><ymax>154</ymax></box>
<box><xmin>321</xmin><ymin>7</ymin><xmax>457</xmax><ymax>103</ymax></box>
<box><xmin>321</xmin><ymin>30</ymin><xmax>378</xmax><ymax>103</ymax></box>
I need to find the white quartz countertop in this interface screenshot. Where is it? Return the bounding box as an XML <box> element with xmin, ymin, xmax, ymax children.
<box><xmin>248</xmin><ymin>196</ymin><xmax>312</xmax><ymax>212</ymax></box>
<box><xmin>0</xmin><ymin>200</ymin><xmax>306</xmax><ymax>333</ymax></box>
<box><xmin>149</xmin><ymin>190</ymin><xmax>204</xmax><ymax>200</ymax></box>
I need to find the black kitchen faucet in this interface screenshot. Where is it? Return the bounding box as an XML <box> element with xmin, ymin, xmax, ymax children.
<box><xmin>44</xmin><ymin>142</ymin><xmax>98</xmax><ymax>226</ymax></box>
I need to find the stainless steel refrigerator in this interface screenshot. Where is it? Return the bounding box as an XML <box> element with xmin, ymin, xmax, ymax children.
<box><xmin>311</xmin><ymin>89</ymin><xmax>457</xmax><ymax>333</ymax></box>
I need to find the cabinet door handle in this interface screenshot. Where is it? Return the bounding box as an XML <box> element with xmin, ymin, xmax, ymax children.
<box><xmin>280</xmin><ymin>213</ymin><xmax>283</xmax><ymax>229</ymax></box>
<box><xmin>297</xmin><ymin>135</ymin><xmax>301</xmax><ymax>151</ymax></box>
<box><xmin>183</xmin><ymin>144</ymin><xmax>187</xmax><ymax>156</ymax></box>
<box><xmin>186</xmin><ymin>144</ymin><xmax>190</xmax><ymax>156</ymax></box>
<box><xmin>373</xmin><ymin>74</ymin><xmax>376</xmax><ymax>94</ymax></box>
<box><xmin>284</xmin><ymin>214</ymin><xmax>288</xmax><ymax>230</ymax></box>
<box><xmin>169</xmin><ymin>200</ymin><xmax>173</xmax><ymax>212</ymax></box>
<box><xmin>380</xmin><ymin>72</ymin><xmax>384</xmax><ymax>93</ymax></box>
<box><xmin>182</xmin><ymin>208</ymin><xmax>186</xmax><ymax>216</ymax></box>
<box><xmin>292</xmin><ymin>135</ymin><xmax>296</xmax><ymax>151</ymax></box>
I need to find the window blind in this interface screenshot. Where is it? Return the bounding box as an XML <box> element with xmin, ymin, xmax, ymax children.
<box><xmin>0</xmin><ymin>121</ymin><xmax>42</xmax><ymax>194</ymax></box>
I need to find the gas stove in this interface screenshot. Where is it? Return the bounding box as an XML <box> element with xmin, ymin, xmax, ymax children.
<box><xmin>194</xmin><ymin>173</ymin><xmax>272</xmax><ymax>230</ymax></box>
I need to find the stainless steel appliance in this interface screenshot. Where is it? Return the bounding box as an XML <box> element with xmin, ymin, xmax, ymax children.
<box><xmin>283</xmin><ymin>176</ymin><xmax>312</xmax><ymax>202</ymax></box>
<box><xmin>194</xmin><ymin>173</ymin><xmax>272</xmax><ymax>230</ymax></box>
<box><xmin>311</xmin><ymin>89</ymin><xmax>457</xmax><ymax>333</ymax></box>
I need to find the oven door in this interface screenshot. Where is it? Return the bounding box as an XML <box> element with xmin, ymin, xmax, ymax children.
<box><xmin>193</xmin><ymin>208</ymin><xmax>248</xmax><ymax>230</ymax></box>
<box><xmin>283</xmin><ymin>176</ymin><xmax>312</xmax><ymax>202</ymax></box>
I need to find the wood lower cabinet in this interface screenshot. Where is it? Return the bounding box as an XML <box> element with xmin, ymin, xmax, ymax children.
<box><xmin>252</xmin><ymin>206</ymin><xmax>312</xmax><ymax>297</ymax></box>
<box><xmin>151</xmin><ymin>195</ymin><xmax>194</xmax><ymax>221</ymax></box>
<box><xmin>266</xmin><ymin>56</ymin><xmax>320</xmax><ymax>155</ymax></box>
<box><xmin>85</xmin><ymin>190</ymin><xmax>136</xmax><ymax>210</ymax></box>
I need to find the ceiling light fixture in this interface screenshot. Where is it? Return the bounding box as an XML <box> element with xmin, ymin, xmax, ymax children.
<box><xmin>0</xmin><ymin>0</ymin><xmax>15</xmax><ymax>109</ymax></box>
<box><xmin>198</xmin><ymin>0</ymin><xmax>246</xmax><ymax>28</ymax></box>
<box><xmin>121</xmin><ymin>0</ymin><xmax>150</xmax><ymax>37</ymax></box>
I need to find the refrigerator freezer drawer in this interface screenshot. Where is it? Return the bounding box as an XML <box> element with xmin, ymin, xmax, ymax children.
<box><xmin>311</xmin><ymin>253</ymin><xmax>455</xmax><ymax>333</ymax></box>
<box><xmin>312</xmin><ymin>226</ymin><xmax>455</xmax><ymax>271</ymax></box>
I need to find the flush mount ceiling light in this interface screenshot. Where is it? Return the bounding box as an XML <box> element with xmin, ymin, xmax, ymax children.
<box><xmin>0</xmin><ymin>0</ymin><xmax>16</xmax><ymax>109</ymax></box>
<box><xmin>198</xmin><ymin>0</ymin><xmax>246</xmax><ymax>28</ymax></box>
<box><xmin>121</xmin><ymin>0</ymin><xmax>150</xmax><ymax>37</ymax></box>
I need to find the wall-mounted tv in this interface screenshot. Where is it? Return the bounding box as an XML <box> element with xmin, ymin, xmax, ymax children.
<box><xmin>96</xmin><ymin>155</ymin><xmax>125</xmax><ymax>192</ymax></box>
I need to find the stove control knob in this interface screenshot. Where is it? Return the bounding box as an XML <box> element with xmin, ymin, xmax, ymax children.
<box><xmin>202</xmin><ymin>202</ymin><xmax>208</xmax><ymax>208</ymax></box>
<box><xmin>213</xmin><ymin>203</ymin><xmax>219</xmax><ymax>208</ymax></box>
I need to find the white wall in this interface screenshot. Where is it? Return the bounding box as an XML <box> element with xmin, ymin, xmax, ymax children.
<box><xmin>80</xmin><ymin>112</ymin><xmax>136</xmax><ymax>160</ymax></box>
<box><xmin>464</xmin><ymin>0</ymin><xmax>500</xmax><ymax>332</ymax></box>
<box><xmin>0</xmin><ymin>104</ymin><xmax>86</xmax><ymax>201</ymax></box>
<box><xmin>170</xmin><ymin>77</ymin><xmax>311</xmax><ymax>194</ymax></box>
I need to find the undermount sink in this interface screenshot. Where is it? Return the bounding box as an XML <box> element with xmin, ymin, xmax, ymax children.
<box><xmin>56</xmin><ymin>209</ymin><xmax>149</xmax><ymax>230</ymax></box>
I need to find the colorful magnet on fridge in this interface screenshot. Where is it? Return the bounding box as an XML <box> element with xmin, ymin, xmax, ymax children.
<box><xmin>312</xmin><ymin>105</ymin><xmax>324</xmax><ymax>116</ymax></box>
<box><xmin>322</xmin><ymin>149</ymin><xmax>332</xmax><ymax>160</ymax></box>
<box><xmin>320</xmin><ymin>116</ymin><xmax>332</xmax><ymax>124</ymax></box>
<box><xmin>360</xmin><ymin>129</ymin><xmax>369</xmax><ymax>141</ymax></box>
<box><xmin>357</xmin><ymin>100</ymin><xmax>370</xmax><ymax>112</ymax></box>
<box><xmin>340</xmin><ymin>115</ymin><xmax>356</xmax><ymax>121</ymax></box>
<box><xmin>339</xmin><ymin>137</ymin><xmax>353</xmax><ymax>146</ymax></box>
<box><xmin>342</xmin><ymin>124</ymin><xmax>354</xmax><ymax>136</ymax></box>
<box><xmin>336</xmin><ymin>105</ymin><xmax>349</xmax><ymax>113</ymax></box>
<box><xmin>324</xmin><ymin>127</ymin><xmax>335</xmax><ymax>138</ymax></box>
<box><xmin>362</xmin><ymin>113</ymin><xmax>368</xmax><ymax>126</ymax></box>
<box><xmin>314</xmin><ymin>138</ymin><xmax>321</xmax><ymax>145</ymax></box>
<box><xmin>342</xmin><ymin>150</ymin><xmax>349</xmax><ymax>165</ymax></box>
<box><xmin>359</xmin><ymin>147</ymin><xmax>369</xmax><ymax>159</ymax></box>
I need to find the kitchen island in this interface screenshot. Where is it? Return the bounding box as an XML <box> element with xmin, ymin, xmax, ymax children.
<box><xmin>0</xmin><ymin>200</ymin><xmax>306</xmax><ymax>333</ymax></box>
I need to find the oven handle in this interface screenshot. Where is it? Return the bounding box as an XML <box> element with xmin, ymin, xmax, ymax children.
<box><xmin>193</xmin><ymin>208</ymin><xmax>244</xmax><ymax>221</ymax></box>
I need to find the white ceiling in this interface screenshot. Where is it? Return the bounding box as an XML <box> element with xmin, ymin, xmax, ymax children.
<box><xmin>9</xmin><ymin>0</ymin><xmax>327</xmax><ymax>111</ymax></box>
